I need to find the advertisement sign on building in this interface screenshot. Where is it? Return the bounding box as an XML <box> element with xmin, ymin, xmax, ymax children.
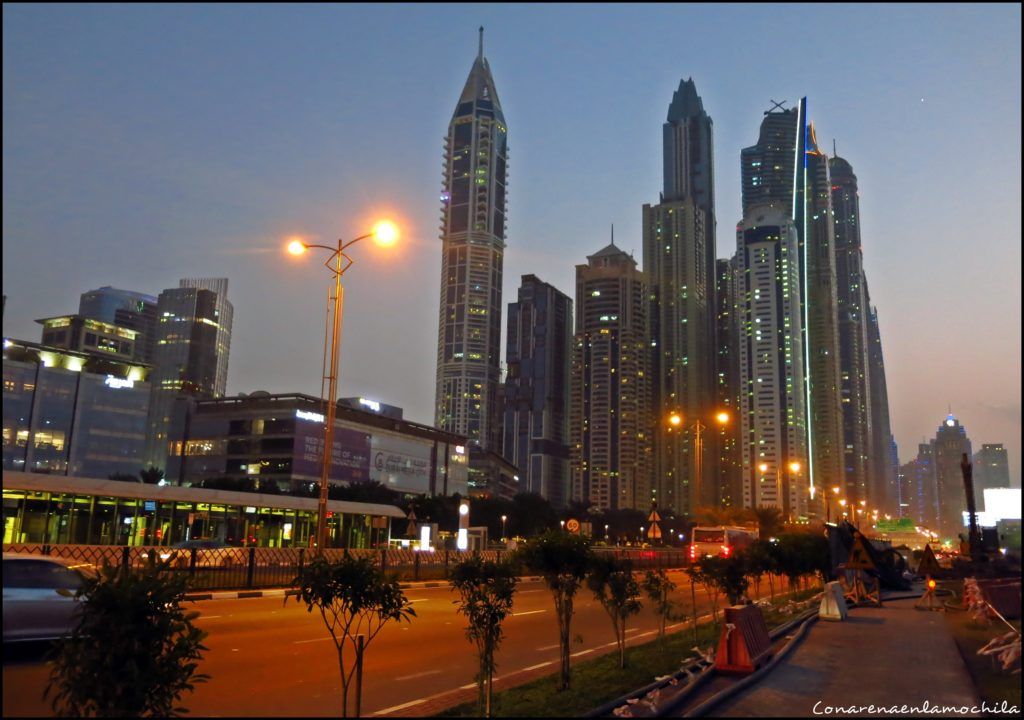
<box><xmin>292</xmin><ymin>419</ymin><xmax>371</xmax><ymax>483</ymax></box>
<box><xmin>370</xmin><ymin>434</ymin><xmax>432</xmax><ymax>494</ymax></box>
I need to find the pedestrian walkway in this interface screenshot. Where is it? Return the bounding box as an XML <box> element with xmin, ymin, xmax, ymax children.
<box><xmin>710</xmin><ymin>597</ymin><xmax>983</xmax><ymax>717</ymax></box>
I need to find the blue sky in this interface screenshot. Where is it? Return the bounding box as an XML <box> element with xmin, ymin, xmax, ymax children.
<box><xmin>3</xmin><ymin>3</ymin><xmax>1020</xmax><ymax>484</ymax></box>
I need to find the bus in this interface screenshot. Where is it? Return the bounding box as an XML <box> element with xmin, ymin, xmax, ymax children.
<box><xmin>689</xmin><ymin>526</ymin><xmax>758</xmax><ymax>561</ymax></box>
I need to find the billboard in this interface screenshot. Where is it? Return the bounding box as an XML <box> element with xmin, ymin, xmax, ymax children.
<box><xmin>292</xmin><ymin>418</ymin><xmax>371</xmax><ymax>484</ymax></box>
<box><xmin>370</xmin><ymin>434</ymin><xmax>432</xmax><ymax>494</ymax></box>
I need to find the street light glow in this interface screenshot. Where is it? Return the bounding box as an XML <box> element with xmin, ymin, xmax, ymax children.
<box><xmin>667</xmin><ymin>412</ymin><xmax>682</xmax><ymax>427</ymax></box>
<box><xmin>287</xmin><ymin>239</ymin><xmax>307</xmax><ymax>255</ymax></box>
<box><xmin>372</xmin><ymin>220</ymin><xmax>399</xmax><ymax>246</ymax></box>
<box><xmin>758</xmin><ymin>463</ymin><xmax>769</xmax><ymax>473</ymax></box>
<box><xmin>715</xmin><ymin>411</ymin><xmax>730</xmax><ymax>425</ymax></box>
<box><xmin>789</xmin><ymin>461</ymin><xmax>801</xmax><ymax>473</ymax></box>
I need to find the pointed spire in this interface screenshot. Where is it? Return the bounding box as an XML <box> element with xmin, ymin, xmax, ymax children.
<box><xmin>611</xmin><ymin>223</ymin><xmax>615</xmax><ymax>246</ymax></box>
<box><xmin>478</xmin><ymin>26</ymin><xmax>484</xmax><ymax>59</ymax></box>
<box><xmin>833</xmin><ymin>138</ymin><xmax>837</xmax><ymax>158</ymax></box>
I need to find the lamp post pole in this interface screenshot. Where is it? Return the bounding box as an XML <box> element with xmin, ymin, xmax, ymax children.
<box><xmin>288</xmin><ymin>222</ymin><xmax>397</xmax><ymax>557</ymax></box>
<box><xmin>315</xmin><ymin>240</ymin><xmax>345</xmax><ymax>557</ymax></box>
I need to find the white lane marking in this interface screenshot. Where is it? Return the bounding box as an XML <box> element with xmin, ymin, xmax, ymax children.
<box><xmin>625</xmin><ymin>628</ymin><xmax>640</xmax><ymax>633</ymax></box>
<box><xmin>198</xmin><ymin>615</ymin><xmax>223</xmax><ymax>619</ymax></box>
<box><xmin>293</xmin><ymin>636</ymin><xmax>332</xmax><ymax>644</ymax></box>
<box><xmin>571</xmin><ymin>648</ymin><xmax>594</xmax><ymax>658</ymax></box>
<box><xmin>408</xmin><ymin>598</ymin><xmax>430</xmax><ymax>603</ymax></box>
<box><xmin>536</xmin><ymin>643</ymin><xmax>560</xmax><ymax>651</ymax></box>
<box><xmin>518</xmin><ymin>589</ymin><xmax>544</xmax><ymax>594</ymax></box>
<box><xmin>372</xmin><ymin>661</ymin><xmax>554</xmax><ymax>715</ymax></box>
<box><xmin>512</xmin><ymin>609</ymin><xmax>546</xmax><ymax>617</ymax></box>
<box><xmin>395</xmin><ymin>669</ymin><xmax>443</xmax><ymax>682</ymax></box>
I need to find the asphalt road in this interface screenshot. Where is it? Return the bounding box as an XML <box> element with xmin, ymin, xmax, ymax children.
<box><xmin>3</xmin><ymin>570</ymin><xmax>783</xmax><ymax>717</ymax></box>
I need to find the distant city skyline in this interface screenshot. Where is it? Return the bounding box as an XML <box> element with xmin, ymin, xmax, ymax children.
<box><xmin>3</xmin><ymin>4</ymin><xmax>1020</xmax><ymax>485</ymax></box>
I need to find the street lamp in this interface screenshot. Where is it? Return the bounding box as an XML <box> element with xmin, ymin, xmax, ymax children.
<box><xmin>757</xmin><ymin>460</ymin><xmax>802</xmax><ymax>519</ymax></box>
<box><xmin>665</xmin><ymin>410</ymin><xmax>729</xmax><ymax>510</ymax></box>
<box><xmin>501</xmin><ymin>514</ymin><xmax>507</xmax><ymax>541</ymax></box>
<box><xmin>604</xmin><ymin>523</ymin><xmax>609</xmax><ymax>541</ymax></box>
<box><xmin>286</xmin><ymin>220</ymin><xmax>399</xmax><ymax>556</ymax></box>
<box><xmin>560</xmin><ymin>520</ymin><xmax>565</xmax><ymax>531</ymax></box>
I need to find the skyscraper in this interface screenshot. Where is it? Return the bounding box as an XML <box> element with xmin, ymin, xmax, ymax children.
<box><xmin>145</xmin><ymin>285</ymin><xmax>228</xmax><ymax>469</ymax></box>
<box><xmin>830</xmin><ymin>155</ymin><xmax>872</xmax><ymax>506</ymax></box>
<box><xmin>434</xmin><ymin>29</ymin><xmax>508</xmax><ymax>452</ymax></box>
<box><xmin>715</xmin><ymin>256</ymin><xmax>742</xmax><ymax>508</ymax></box>
<box><xmin>642</xmin><ymin>78</ymin><xmax>716</xmax><ymax>514</ymax></box>
<box><xmin>865</xmin><ymin>292</ymin><xmax>896</xmax><ymax>511</ymax></box>
<box><xmin>78</xmin><ymin>287</ymin><xmax>159</xmax><ymax>364</ymax></box>
<box><xmin>973</xmin><ymin>444</ymin><xmax>1011</xmax><ymax>507</ymax></box>
<box><xmin>740</xmin><ymin>100</ymin><xmax>845</xmax><ymax>515</ymax></box>
<box><xmin>570</xmin><ymin>242</ymin><xmax>651</xmax><ymax>511</ymax></box>
<box><xmin>502</xmin><ymin>274</ymin><xmax>573</xmax><ymax>508</ymax></box>
<box><xmin>178</xmin><ymin>278</ymin><xmax>232</xmax><ymax>398</ymax></box>
<box><xmin>735</xmin><ymin>207</ymin><xmax>808</xmax><ymax>515</ymax></box>
<box><xmin>933</xmin><ymin>413</ymin><xmax>972</xmax><ymax>538</ymax></box>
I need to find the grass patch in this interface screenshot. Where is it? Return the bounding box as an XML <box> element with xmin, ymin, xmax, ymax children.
<box><xmin>436</xmin><ymin>586</ymin><xmax>822</xmax><ymax>717</ymax></box>
<box><xmin>939</xmin><ymin>584</ymin><xmax>1021</xmax><ymax>712</ymax></box>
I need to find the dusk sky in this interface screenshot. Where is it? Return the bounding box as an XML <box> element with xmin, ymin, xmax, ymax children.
<box><xmin>3</xmin><ymin>4</ymin><xmax>1020</xmax><ymax>485</ymax></box>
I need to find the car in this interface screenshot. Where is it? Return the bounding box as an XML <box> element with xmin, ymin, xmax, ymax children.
<box><xmin>3</xmin><ymin>553</ymin><xmax>95</xmax><ymax>643</ymax></box>
<box><xmin>143</xmin><ymin>539</ymin><xmax>249</xmax><ymax>569</ymax></box>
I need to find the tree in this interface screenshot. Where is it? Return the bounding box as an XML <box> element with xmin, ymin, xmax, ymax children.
<box><xmin>689</xmin><ymin>558</ymin><xmax>724</xmax><ymax>625</ymax></box>
<box><xmin>449</xmin><ymin>556</ymin><xmax>518</xmax><ymax>717</ymax></box>
<box><xmin>642</xmin><ymin>569</ymin><xmax>683</xmax><ymax>645</ymax></box>
<box><xmin>751</xmin><ymin>506</ymin><xmax>785</xmax><ymax>539</ymax></box>
<box><xmin>45</xmin><ymin>560</ymin><xmax>208</xmax><ymax>717</ymax></box>
<box><xmin>713</xmin><ymin>555</ymin><xmax>751</xmax><ymax>606</ymax></box>
<box><xmin>288</xmin><ymin>556</ymin><xmax>416</xmax><ymax>717</ymax></box>
<box><xmin>510</xmin><ymin>493</ymin><xmax>559</xmax><ymax>537</ymax></box>
<box><xmin>587</xmin><ymin>555</ymin><xmax>642</xmax><ymax>668</ymax></box>
<box><xmin>746</xmin><ymin>540</ymin><xmax>777</xmax><ymax>601</ymax></box>
<box><xmin>139</xmin><ymin>466</ymin><xmax>165</xmax><ymax>485</ymax></box>
<box><xmin>516</xmin><ymin>531</ymin><xmax>593</xmax><ymax>690</ymax></box>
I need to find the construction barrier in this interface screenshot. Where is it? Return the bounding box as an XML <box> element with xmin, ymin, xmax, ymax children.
<box><xmin>715</xmin><ymin>604</ymin><xmax>773</xmax><ymax>675</ymax></box>
<box><xmin>819</xmin><ymin>581</ymin><xmax>848</xmax><ymax>621</ymax></box>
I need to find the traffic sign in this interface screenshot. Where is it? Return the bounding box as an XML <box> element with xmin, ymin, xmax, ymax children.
<box><xmin>648</xmin><ymin>509</ymin><xmax>661</xmax><ymax>523</ymax></box>
<box><xmin>917</xmin><ymin>544</ymin><xmax>942</xmax><ymax>575</ymax></box>
<box><xmin>845</xmin><ymin>533</ymin><xmax>876</xmax><ymax>571</ymax></box>
<box><xmin>566</xmin><ymin>518</ymin><xmax>580</xmax><ymax>534</ymax></box>
<box><xmin>647</xmin><ymin>523</ymin><xmax>662</xmax><ymax>540</ymax></box>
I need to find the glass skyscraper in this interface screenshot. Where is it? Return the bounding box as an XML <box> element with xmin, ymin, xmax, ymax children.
<box><xmin>434</xmin><ymin>30</ymin><xmax>508</xmax><ymax>452</ymax></box>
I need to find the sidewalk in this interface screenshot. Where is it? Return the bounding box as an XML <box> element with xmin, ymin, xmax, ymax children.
<box><xmin>710</xmin><ymin>596</ymin><xmax>984</xmax><ymax>717</ymax></box>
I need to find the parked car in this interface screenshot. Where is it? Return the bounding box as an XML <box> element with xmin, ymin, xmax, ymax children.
<box><xmin>143</xmin><ymin>539</ymin><xmax>249</xmax><ymax>569</ymax></box>
<box><xmin>3</xmin><ymin>553</ymin><xmax>95</xmax><ymax>643</ymax></box>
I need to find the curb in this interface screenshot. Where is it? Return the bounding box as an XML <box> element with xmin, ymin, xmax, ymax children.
<box><xmin>182</xmin><ymin>576</ymin><xmax>547</xmax><ymax>601</ymax></box>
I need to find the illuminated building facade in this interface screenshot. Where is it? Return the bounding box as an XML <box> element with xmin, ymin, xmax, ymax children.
<box><xmin>78</xmin><ymin>286</ymin><xmax>159</xmax><ymax>363</ymax></box>
<box><xmin>502</xmin><ymin>275</ymin><xmax>572</xmax><ymax>508</ymax></box>
<box><xmin>179</xmin><ymin>278</ymin><xmax>232</xmax><ymax>398</ymax></box>
<box><xmin>740</xmin><ymin>100</ymin><xmax>845</xmax><ymax>517</ymax></box>
<box><xmin>2</xmin><ymin>338</ymin><xmax>151</xmax><ymax>479</ymax></box>
<box><xmin>642</xmin><ymin>78</ymin><xmax>717</xmax><ymax>515</ymax></box>
<box><xmin>735</xmin><ymin>208</ymin><xmax>808</xmax><ymax>516</ymax></box>
<box><xmin>145</xmin><ymin>286</ymin><xmax>226</xmax><ymax>468</ymax></box>
<box><xmin>865</xmin><ymin>295</ymin><xmax>897</xmax><ymax>512</ymax></box>
<box><xmin>973</xmin><ymin>444</ymin><xmax>1010</xmax><ymax>507</ymax></box>
<box><xmin>35</xmin><ymin>314</ymin><xmax>138</xmax><ymax>362</ymax></box>
<box><xmin>715</xmin><ymin>256</ymin><xmax>742</xmax><ymax>507</ymax></box>
<box><xmin>434</xmin><ymin>30</ymin><xmax>508</xmax><ymax>453</ymax></box>
<box><xmin>570</xmin><ymin>243</ymin><xmax>652</xmax><ymax>511</ymax></box>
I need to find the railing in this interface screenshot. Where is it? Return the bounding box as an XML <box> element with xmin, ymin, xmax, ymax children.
<box><xmin>3</xmin><ymin>544</ymin><xmax>692</xmax><ymax>591</ymax></box>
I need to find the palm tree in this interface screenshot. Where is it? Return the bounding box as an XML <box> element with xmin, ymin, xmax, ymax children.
<box><xmin>138</xmin><ymin>466</ymin><xmax>165</xmax><ymax>485</ymax></box>
<box><xmin>751</xmin><ymin>506</ymin><xmax>785</xmax><ymax>539</ymax></box>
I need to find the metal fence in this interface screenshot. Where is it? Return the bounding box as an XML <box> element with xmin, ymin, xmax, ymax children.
<box><xmin>3</xmin><ymin>543</ymin><xmax>690</xmax><ymax>591</ymax></box>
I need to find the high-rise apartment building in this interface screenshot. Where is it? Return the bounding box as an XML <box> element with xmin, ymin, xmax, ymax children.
<box><xmin>434</xmin><ymin>30</ymin><xmax>508</xmax><ymax>453</ymax></box>
<box><xmin>735</xmin><ymin>208</ymin><xmax>808</xmax><ymax>516</ymax></box>
<box><xmin>830</xmin><ymin>155</ymin><xmax>872</xmax><ymax>505</ymax></box>
<box><xmin>145</xmin><ymin>285</ymin><xmax>228</xmax><ymax>468</ymax></box>
<box><xmin>933</xmin><ymin>413</ymin><xmax>972</xmax><ymax>538</ymax></box>
<box><xmin>715</xmin><ymin>256</ymin><xmax>742</xmax><ymax>507</ymax></box>
<box><xmin>79</xmin><ymin>287</ymin><xmax>159</xmax><ymax>364</ymax></box>
<box><xmin>642</xmin><ymin>78</ymin><xmax>717</xmax><ymax>514</ymax></box>
<box><xmin>502</xmin><ymin>275</ymin><xmax>573</xmax><ymax>508</ymax></box>
<box><xmin>865</xmin><ymin>294</ymin><xmax>896</xmax><ymax>511</ymax></box>
<box><xmin>740</xmin><ymin>100</ymin><xmax>845</xmax><ymax>515</ymax></box>
<box><xmin>570</xmin><ymin>243</ymin><xmax>651</xmax><ymax>511</ymax></box>
<box><xmin>905</xmin><ymin>442</ymin><xmax>937</xmax><ymax>527</ymax></box>
<box><xmin>973</xmin><ymin>444</ymin><xmax>1011</xmax><ymax>507</ymax></box>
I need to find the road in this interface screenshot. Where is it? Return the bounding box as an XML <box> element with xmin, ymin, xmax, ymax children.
<box><xmin>3</xmin><ymin>571</ymin><xmax>785</xmax><ymax>717</ymax></box>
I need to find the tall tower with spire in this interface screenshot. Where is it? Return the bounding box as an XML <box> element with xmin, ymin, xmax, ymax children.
<box><xmin>434</xmin><ymin>29</ymin><xmax>508</xmax><ymax>451</ymax></box>
<box><xmin>642</xmin><ymin>78</ymin><xmax>717</xmax><ymax>515</ymax></box>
